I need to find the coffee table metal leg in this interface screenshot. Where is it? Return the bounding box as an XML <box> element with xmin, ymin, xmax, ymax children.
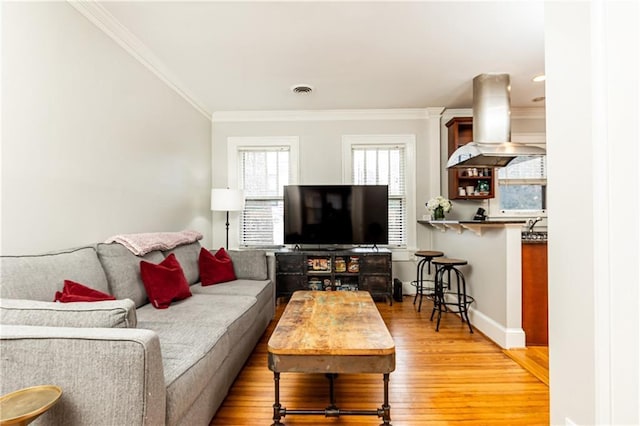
<box><xmin>326</xmin><ymin>373</ymin><xmax>338</xmax><ymax>414</ymax></box>
<box><xmin>379</xmin><ymin>373</ymin><xmax>392</xmax><ymax>425</ymax></box>
<box><xmin>272</xmin><ymin>372</ymin><xmax>285</xmax><ymax>426</ymax></box>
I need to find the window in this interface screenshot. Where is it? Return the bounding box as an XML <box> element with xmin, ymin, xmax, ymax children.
<box><xmin>228</xmin><ymin>137</ymin><xmax>299</xmax><ymax>247</ymax></box>
<box><xmin>343</xmin><ymin>135</ymin><xmax>415</xmax><ymax>248</ymax></box>
<box><xmin>494</xmin><ymin>155</ymin><xmax>547</xmax><ymax>213</ymax></box>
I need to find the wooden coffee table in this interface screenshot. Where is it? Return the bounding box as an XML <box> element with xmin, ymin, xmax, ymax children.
<box><xmin>268</xmin><ymin>291</ymin><xmax>395</xmax><ymax>425</ymax></box>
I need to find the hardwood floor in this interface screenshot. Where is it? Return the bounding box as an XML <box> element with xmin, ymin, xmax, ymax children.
<box><xmin>503</xmin><ymin>346</ymin><xmax>549</xmax><ymax>386</ymax></box>
<box><xmin>210</xmin><ymin>296</ymin><xmax>550</xmax><ymax>425</ymax></box>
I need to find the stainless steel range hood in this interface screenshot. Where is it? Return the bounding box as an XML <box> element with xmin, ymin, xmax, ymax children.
<box><xmin>446</xmin><ymin>73</ymin><xmax>546</xmax><ymax>169</ymax></box>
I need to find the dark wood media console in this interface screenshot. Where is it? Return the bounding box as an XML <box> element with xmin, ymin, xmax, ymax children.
<box><xmin>275</xmin><ymin>248</ymin><xmax>393</xmax><ymax>304</ymax></box>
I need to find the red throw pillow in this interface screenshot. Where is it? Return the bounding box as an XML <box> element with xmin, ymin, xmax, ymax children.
<box><xmin>54</xmin><ymin>280</ymin><xmax>116</xmax><ymax>303</ymax></box>
<box><xmin>199</xmin><ymin>247</ymin><xmax>236</xmax><ymax>286</ymax></box>
<box><xmin>140</xmin><ymin>253</ymin><xmax>192</xmax><ymax>309</ymax></box>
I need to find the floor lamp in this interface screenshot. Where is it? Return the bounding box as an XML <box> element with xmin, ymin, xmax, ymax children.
<box><xmin>211</xmin><ymin>188</ymin><xmax>245</xmax><ymax>249</ymax></box>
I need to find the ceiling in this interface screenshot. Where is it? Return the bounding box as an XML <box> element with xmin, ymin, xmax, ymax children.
<box><xmin>96</xmin><ymin>1</ymin><xmax>546</xmax><ymax>115</ymax></box>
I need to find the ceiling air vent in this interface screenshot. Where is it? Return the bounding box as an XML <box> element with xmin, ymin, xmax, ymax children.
<box><xmin>291</xmin><ymin>84</ymin><xmax>313</xmax><ymax>94</ymax></box>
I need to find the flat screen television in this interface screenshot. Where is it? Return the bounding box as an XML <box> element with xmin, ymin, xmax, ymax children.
<box><xmin>283</xmin><ymin>185</ymin><xmax>388</xmax><ymax>246</ymax></box>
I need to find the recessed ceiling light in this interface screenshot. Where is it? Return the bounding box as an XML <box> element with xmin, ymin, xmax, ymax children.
<box><xmin>532</xmin><ymin>74</ymin><xmax>546</xmax><ymax>82</ymax></box>
<box><xmin>291</xmin><ymin>84</ymin><xmax>313</xmax><ymax>94</ymax></box>
<box><xmin>532</xmin><ymin>96</ymin><xmax>546</xmax><ymax>102</ymax></box>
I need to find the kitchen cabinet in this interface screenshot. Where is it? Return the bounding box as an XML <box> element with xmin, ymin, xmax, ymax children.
<box><xmin>446</xmin><ymin>117</ymin><xmax>496</xmax><ymax>200</ymax></box>
<box><xmin>522</xmin><ymin>241</ymin><xmax>548</xmax><ymax>346</ymax></box>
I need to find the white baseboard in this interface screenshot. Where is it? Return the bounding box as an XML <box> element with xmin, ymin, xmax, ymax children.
<box><xmin>399</xmin><ymin>281</ymin><xmax>525</xmax><ymax>349</ymax></box>
<box><xmin>468</xmin><ymin>308</ymin><xmax>525</xmax><ymax>349</ymax></box>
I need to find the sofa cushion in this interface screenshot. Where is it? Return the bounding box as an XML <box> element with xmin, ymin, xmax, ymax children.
<box><xmin>140</xmin><ymin>254</ymin><xmax>192</xmax><ymax>309</ymax></box>
<box><xmin>0</xmin><ymin>247</ymin><xmax>110</xmax><ymax>302</ymax></box>
<box><xmin>136</xmin><ymin>293</ymin><xmax>259</xmax><ymax>423</ymax></box>
<box><xmin>191</xmin><ymin>279</ymin><xmax>272</xmax><ymax>312</ymax></box>
<box><xmin>228</xmin><ymin>250</ymin><xmax>268</xmax><ymax>280</ymax></box>
<box><xmin>135</xmin><ymin>320</ymin><xmax>231</xmax><ymax>424</ymax></box>
<box><xmin>136</xmin><ymin>293</ymin><xmax>256</xmax><ymax>326</ymax></box>
<box><xmin>54</xmin><ymin>280</ymin><xmax>116</xmax><ymax>303</ymax></box>
<box><xmin>199</xmin><ymin>248</ymin><xmax>236</xmax><ymax>285</ymax></box>
<box><xmin>96</xmin><ymin>243</ymin><xmax>164</xmax><ymax>308</ymax></box>
<box><xmin>0</xmin><ymin>298</ymin><xmax>137</xmax><ymax>328</ymax></box>
<box><xmin>136</xmin><ymin>320</ymin><xmax>230</xmax><ymax>386</ymax></box>
<box><xmin>162</xmin><ymin>241</ymin><xmax>201</xmax><ymax>285</ymax></box>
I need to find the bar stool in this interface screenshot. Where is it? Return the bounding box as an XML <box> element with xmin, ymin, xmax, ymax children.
<box><xmin>430</xmin><ymin>257</ymin><xmax>474</xmax><ymax>333</ymax></box>
<box><xmin>412</xmin><ymin>250</ymin><xmax>444</xmax><ymax>312</ymax></box>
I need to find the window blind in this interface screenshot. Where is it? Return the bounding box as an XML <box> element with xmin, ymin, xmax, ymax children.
<box><xmin>238</xmin><ymin>148</ymin><xmax>290</xmax><ymax>246</ymax></box>
<box><xmin>497</xmin><ymin>155</ymin><xmax>547</xmax><ymax>211</ymax></box>
<box><xmin>351</xmin><ymin>145</ymin><xmax>406</xmax><ymax>246</ymax></box>
<box><xmin>498</xmin><ymin>155</ymin><xmax>547</xmax><ymax>183</ymax></box>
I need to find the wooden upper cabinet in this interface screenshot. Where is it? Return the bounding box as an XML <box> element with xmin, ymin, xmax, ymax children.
<box><xmin>446</xmin><ymin>117</ymin><xmax>496</xmax><ymax>200</ymax></box>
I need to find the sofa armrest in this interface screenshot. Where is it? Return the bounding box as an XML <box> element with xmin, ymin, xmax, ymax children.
<box><xmin>0</xmin><ymin>298</ymin><xmax>137</xmax><ymax>328</ymax></box>
<box><xmin>267</xmin><ymin>252</ymin><xmax>276</xmax><ymax>289</ymax></box>
<box><xmin>0</xmin><ymin>325</ymin><xmax>166</xmax><ymax>425</ymax></box>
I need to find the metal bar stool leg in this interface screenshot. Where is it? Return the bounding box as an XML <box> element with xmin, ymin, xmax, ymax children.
<box><xmin>414</xmin><ymin>257</ymin><xmax>427</xmax><ymax>308</ymax></box>
<box><xmin>458</xmin><ymin>269</ymin><xmax>474</xmax><ymax>333</ymax></box>
<box><xmin>455</xmin><ymin>269</ymin><xmax>464</xmax><ymax>322</ymax></box>
<box><xmin>431</xmin><ymin>265</ymin><xmax>446</xmax><ymax>331</ymax></box>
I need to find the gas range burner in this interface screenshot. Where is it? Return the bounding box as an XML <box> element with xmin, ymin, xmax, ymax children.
<box><xmin>521</xmin><ymin>231</ymin><xmax>548</xmax><ymax>242</ymax></box>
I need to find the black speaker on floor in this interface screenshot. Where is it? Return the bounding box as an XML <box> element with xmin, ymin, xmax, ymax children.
<box><xmin>393</xmin><ymin>278</ymin><xmax>403</xmax><ymax>302</ymax></box>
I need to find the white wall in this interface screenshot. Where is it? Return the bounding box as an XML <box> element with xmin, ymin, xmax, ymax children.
<box><xmin>546</xmin><ymin>1</ymin><xmax>639</xmax><ymax>424</ymax></box>
<box><xmin>428</xmin><ymin>223</ymin><xmax>525</xmax><ymax>348</ymax></box>
<box><xmin>1</xmin><ymin>2</ymin><xmax>212</xmax><ymax>254</ymax></box>
<box><xmin>211</xmin><ymin>110</ymin><xmax>441</xmax><ymax>283</ymax></box>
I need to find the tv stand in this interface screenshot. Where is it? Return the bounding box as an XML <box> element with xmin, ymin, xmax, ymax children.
<box><xmin>275</xmin><ymin>248</ymin><xmax>392</xmax><ymax>305</ymax></box>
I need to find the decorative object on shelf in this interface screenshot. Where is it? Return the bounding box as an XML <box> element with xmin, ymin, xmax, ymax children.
<box><xmin>308</xmin><ymin>279</ymin><xmax>323</xmax><ymax>291</ymax></box>
<box><xmin>477</xmin><ymin>180</ymin><xmax>490</xmax><ymax>195</ymax></box>
<box><xmin>426</xmin><ymin>196</ymin><xmax>452</xmax><ymax>220</ymax></box>
<box><xmin>347</xmin><ymin>256</ymin><xmax>360</xmax><ymax>273</ymax></box>
<box><xmin>473</xmin><ymin>207</ymin><xmax>487</xmax><ymax>221</ymax></box>
<box><xmin>211</xmin><ymin>188</ymin><xmax>245</xmax><ymax>249</ymax></box>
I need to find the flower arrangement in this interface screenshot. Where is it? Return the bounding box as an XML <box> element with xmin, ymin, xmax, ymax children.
<box><xmin>426</xmin><ymin>196</ymin><xmax>452</xmax><ymax>220</ymax></box>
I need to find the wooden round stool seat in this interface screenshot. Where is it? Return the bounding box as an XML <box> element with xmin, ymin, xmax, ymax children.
<box><xmin>415</xmin><ymin>250</ymin><xmax>444</xmax><ymax>259</ymax></box>
<box><xmin>432</xmin><ymin>257</ymin><xmax>467</xmax><ymax>267</ymax></box>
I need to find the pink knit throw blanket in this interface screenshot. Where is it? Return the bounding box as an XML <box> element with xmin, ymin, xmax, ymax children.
<box><xmin>105</xmin><ymin>230</ymin><xmax>203</xmax><ymax>256</ymax></box>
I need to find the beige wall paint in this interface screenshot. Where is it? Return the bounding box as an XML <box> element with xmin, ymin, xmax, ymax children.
<box><xmin>1</xmin><ymin>2</ymin><xmax>212</xmax><ymax>254</ymax></box>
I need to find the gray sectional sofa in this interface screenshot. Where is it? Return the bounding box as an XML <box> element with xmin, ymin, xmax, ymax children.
<box><xmin>0</xmin><ymin>241</ymin><xmax>275</xmax><ymax>425</ymax></box>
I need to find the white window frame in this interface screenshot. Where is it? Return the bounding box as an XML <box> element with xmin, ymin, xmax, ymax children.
<box><xmin>488</xmin><ymin>133</ymin><xmax>547</xmax><ymax>218</ymax></box>
<box><xmin>227</xmin><ymin>136</ymin><xmax>300</xmax><ymax>247</ymax></box>
<box><xmin>341</xmin><ymin>134</ymin><xmax>416</xmax><ymax>250</ymax></box>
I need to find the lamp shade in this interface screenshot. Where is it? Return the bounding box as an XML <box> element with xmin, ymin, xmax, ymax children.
<box><xmin>211</xmin><ymin>188</ymin><xmax>245</xmax><ymax>212</ymax></box>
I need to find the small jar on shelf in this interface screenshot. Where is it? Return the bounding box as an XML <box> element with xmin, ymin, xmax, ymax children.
<box><xmin>347</xmin><ymin>256</ymin><xmax>360</xmax><ymax>273</ymax></box>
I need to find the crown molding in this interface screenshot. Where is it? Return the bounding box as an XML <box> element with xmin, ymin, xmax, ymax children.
<box><xmin>443</xmin><ymin>107</ymin><xmax>545</xmax><ymax>121</ymax></box>
<box><xmin>442</xmin><ymin>108</ymin><xmax>472</xmax><ymax>121</ymax></box>
<box><xmin>212</xmin><ymin>108</ymin><xmax>444</xmax><ymax>123</ymax></box>
<box><xmin>68</xmin><ymin>0</ymin><xmax>211</xmax><ymax>120</ymax></box>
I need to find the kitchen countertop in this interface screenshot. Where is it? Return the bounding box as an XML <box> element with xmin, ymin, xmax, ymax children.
<box><xmin>418</xmin><ymin>219</ymin><xmax>526</xmax><ymax>236</ymax></box>
<box><xmin>418</xmin><ymin>219</ymin><xmax>548</xmax><ymax>242</ymax></box>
